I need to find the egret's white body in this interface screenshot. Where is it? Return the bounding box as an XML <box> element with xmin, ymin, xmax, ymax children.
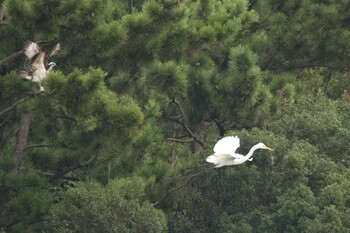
<box><xmin>206</xmin><ymin>136</ymin><xmax>272</xmax><ymax>168</ymax></box>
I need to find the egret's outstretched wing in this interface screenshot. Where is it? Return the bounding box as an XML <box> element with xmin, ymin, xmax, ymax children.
<box><xmin>213</xmin><ymin>136</ymin><xmax>240</xmax><ymax>154</ymax></box>
<box><xmin>230</xmin><ymin>153</ymin><xmax>245</xmax><ymax>159</ymax></box>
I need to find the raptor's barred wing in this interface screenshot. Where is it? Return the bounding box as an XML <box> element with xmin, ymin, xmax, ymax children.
<box><xmin>23</xmin><ymin>41</ymin><xmax>41</xmax><ymax>59</ymax></box>
<box><xmin>47</xmin><ymin>43</ymin><xmax>63</xmax><ymax>58</ymax></box>
<box><xmin>24</xmin><ymin>58</ymin><xmax>34</xmax><ymax>72</ymax></box>
<box><xmin>213</xmin><ymin>136</ymin><xmax>240</xmax><ymax>154</ymax></box>
<box><xmin>44</xmin><ymin>43</ymin><xmax>63</xmax><ymax>68</ymax></box>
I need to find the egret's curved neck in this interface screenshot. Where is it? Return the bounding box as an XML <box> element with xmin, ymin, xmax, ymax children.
<box><xmin>245</xmin><ymin>144</ymin><xmax>261</xmax><ymax>160</ymax></box>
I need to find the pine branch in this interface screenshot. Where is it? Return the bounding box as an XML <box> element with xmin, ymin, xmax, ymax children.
<box><xmin>50</xmin><ymin>153</ymin><xmax>98</xmax><ymax>181</ymax></box>
<box><xmin>0</xmin><ymin>92</ymin><xmax>41</xmax><ymax>118</ymax></box>
<box><xmin>0</xmin><ymin>50</ymin><xmax>23</xmax><ymax>66</ymax></box>
<box><xmin>0</xmin><ymin>97</ymin><xmax>30</xmax><ymax>117</ymax></box>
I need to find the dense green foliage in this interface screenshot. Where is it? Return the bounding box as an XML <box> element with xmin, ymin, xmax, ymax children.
<box><xmin>1</xmin><ymin>0</ymin><xmax>350</xmax><ymax>232</ymax></box>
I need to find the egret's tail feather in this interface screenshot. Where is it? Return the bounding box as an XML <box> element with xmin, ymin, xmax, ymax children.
<box><xmin>206</xmin><ymin>155</ymin><xmax>216</xmax><ymax>163</ymax></box>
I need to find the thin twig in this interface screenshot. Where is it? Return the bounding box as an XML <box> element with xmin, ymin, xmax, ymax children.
<box><xmin>24</xmin><ymin>144</ymin><xmax>54</xmax><ymax>151</ymax></box>
<box><xmin>54</xmin><ymin>115</ymin><xmax>76</xmax><ymax>122</ymax></box>
<box><xmin>153</xmin><ymin>179</ymin><xmax>196</xmax><ymax>206</ymax></box>
<box><xmin>153</xmin><ymin>167</ymin><xmax>213</xmax><ymax>206</ymax></box>
<box><xmin>167</xmin><ymin>138</ymin><xmax>193</xmax><ymax>143</ymax></box>
<box><xmin>50</xmin><ymin>153</ymin><xmax>98</xmax><ymax>181</ymax></box>
<box><xmin>32</xmin><ymin>169</ymin><xmax>80</xmax><ymax>181</ymax></box>
<box><xmin>171</xmin><ymin>90</ymin><xmax>204</xmax><ymax>146</ymax></box>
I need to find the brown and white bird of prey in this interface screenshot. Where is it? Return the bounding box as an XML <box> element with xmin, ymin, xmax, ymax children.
<box><xmin>20</xmin><ymin>41</ymin><xmax>63</xmax><ymax>91</ymax></box>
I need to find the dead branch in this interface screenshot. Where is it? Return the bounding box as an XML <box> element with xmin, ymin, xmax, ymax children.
<box><xmin>153</xmin><ymin>179</ymin><xmax>195</xmax><ymax>206</ymax></box>
<box><xmin>167</xmin><ymin>137</ymin><xmax>193</xmax><ymax>143</ymax></box>
<box><xmin>24</xmin><ymin>144</ymin><xmax>54</xmax><ymax>151</ymax></box>
<box><xmin>54</xmin><ymin>115</ymin><xmax>76</xmax><ymax>122</ymax></box>
<box><xmin>171</xmin><ymin>91</ymin><xmax>204</xmax><ymax>146</ymax></box>
<box><xmin>153</xmin><ymin>174</ymin><xmax>200</xmax><ymax>206</ymax></box>
<box><xmin>0</xmin><ymin>92</ymin><xmax>40</xmax><ymax>118</ymax></box>
<box><xmin>153</xmin><ymin>167</ymin><xmax>213</xmax><ymax>206</ymax></box>
<box><xmin>0</xmin><ymin>50</ymin><xmax>23</xmax><ymax>66</ymax></box>
<box><xmin>0</xmin><ymin>97</ymin><xmax>30</xmax><ymax>117</ymax></box>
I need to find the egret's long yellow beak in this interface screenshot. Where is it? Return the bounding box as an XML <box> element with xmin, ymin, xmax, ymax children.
<box><xmin>264</xmin><ymin>146</ymin><xmax>273</xmax><ymax>151</ymax></box>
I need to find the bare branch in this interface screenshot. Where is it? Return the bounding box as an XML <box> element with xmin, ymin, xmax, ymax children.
<box><xmin>171</xmin><ymin>91</ymin><xmax>204</xmax><ymax>146</ymax></box>
<box><xmin>0</xmin><ymin>50</ymin><xmax>23</xmax><ymax>66</ymax></box>
<box><xmin>0</xmin><ymin>97</ymin><xmax>30</xmax><ymax>117</ymax></box>
<box><xmin>24</xmin><ymin>144</ymin><xmax>54</xmax><ymax>151</ymax></box>
<box><xmin>0</xmin><ymin>92</ymin><xmax>41</xmax><ymax>118</ymax></box>
<box><xmin>32</xmin><ymin>169</ymin><xmax>80</xmax><ymax>181</ymax></box>
<box><xmin>153</xmin><ymin>179</ymin><xmax>195</xmax><ymax>206</ymax></box>
<box><xmin>54</xmin><ymin>115</ymin><xmax>76</xmax><ymax>122</ymax></box>
<box><xmin>167</xmin><ymin>137</ymin><xmax>193</xmax><ymax>143</ymax></box>
<box><xmin>51</xmin><ymin>153</ymin><xmax>98</xmax><ymax>181</ymax></box>
<box><xmin>153</xmin><ymin>168</ymin><xmax>210</xmax><ymax>206</ymax></box>
<box><xmin>34</xmin><ymin>170</ymin><xmax>55</xmax><ymax>176</ymax></box>
<box><xmin>0</xmin><ymin>21</ymin><xmax>8</xmax><ymax>26</ymax></box>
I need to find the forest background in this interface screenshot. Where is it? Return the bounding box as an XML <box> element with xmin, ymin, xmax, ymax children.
<box><xmin>1</xmin><ymin>0</ymin><xmax>350</xmax><ymax>232</ymax></box>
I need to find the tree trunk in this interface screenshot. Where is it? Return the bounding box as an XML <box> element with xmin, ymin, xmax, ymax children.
<box><xmin>0</xmin><ymin>8</ymin><xmax>4</xmax><ymax>21</ymax></box>
<box><xmin>12</xmin><ymin>113</ymin><xmax>31</xmax><ymax>175</ymax></box>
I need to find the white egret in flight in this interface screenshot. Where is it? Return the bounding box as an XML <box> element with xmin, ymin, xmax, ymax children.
<box><xmin>206</xmin><ymin>136</ymin><xmax>273</xmax><ymax>168</ymax></box>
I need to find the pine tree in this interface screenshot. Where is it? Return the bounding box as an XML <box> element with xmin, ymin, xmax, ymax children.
<box><xmin>254</xmin><ymin>0</ymin><xmax>350</xmax><ymax>98</ymax></box>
